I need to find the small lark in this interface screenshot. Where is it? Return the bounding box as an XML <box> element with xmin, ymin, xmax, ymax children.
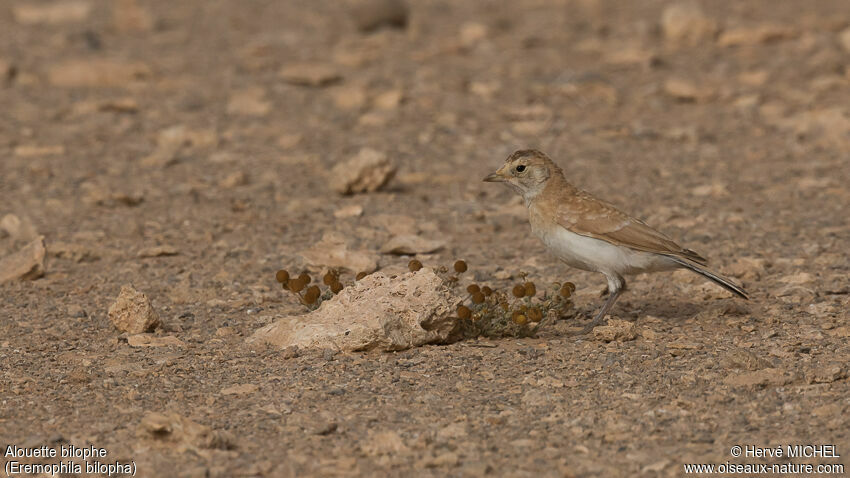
<box><xmin>484</xmin><ymin>149</ymin><xmax>747</xmax><ymax>333</ymax></box>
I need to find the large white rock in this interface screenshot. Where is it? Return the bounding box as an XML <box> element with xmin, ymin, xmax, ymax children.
<box><xmin>249</xmin><ymin>268</ymin><xmax>461</xmax><ymax>352</ymax></box>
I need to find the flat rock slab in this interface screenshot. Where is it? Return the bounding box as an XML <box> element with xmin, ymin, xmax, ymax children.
<box><xmin>249</xmin><ymin>268</ymin><xmax>461</xmax><ymax>352</ymax></box>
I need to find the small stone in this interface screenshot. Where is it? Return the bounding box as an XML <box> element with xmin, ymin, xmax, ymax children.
<box><xmin>604</xmin><ymin>46</ymin><xmax>659</xmax><ymax>67</ymax></box>
<box><xmin>221</xmin><ymin>383</ymin><xmax>259</xmax><ymax>395</ymax></box>
<box><xmin>48</xmin><ymin>59</ymin><xmax>150</xmax><ymax>88</ymax></box>
<box><xmin>280</xmin><ymin>62</ymin><xmax>341</xmax><ymax>87</ymax></box>
<box><xmin>0</xmin><ymin>236</ymin><xmax>46</xmax><ymax>284</ymax></box>
<box><xmin>660</xmin><ymin>2</ymin><xmax>718</xmax><ymax>46</ymax></box>
<box><xmin>13</xmin><ymin>145</ymin><xmax>65</xmax><ymax>157</ymax></box>
<box><xmin>839</xmin><ymin>27</ymin><xmax>850</xmax><ymax>53</ymax></box>
<box><xmin>218</xmin><ymin>171</ymin><xmax>248</xmax><ymax>189</ymax></box>
<box><xmin>372</xmin><ymin>89</ymin><xmax>403</xmax><ymax>110</ymax></box>
<box><xmin>108</xmin><ymin>285</ymin><xmax>161</xmax><ymax>334</ymax></box>
<box><xmin>329</xmin><ymin>147</ymin><xmax>396</xmax><ymax>195</ymax></box>
<box><xmin>277</xmin><ymin>133</ymin><xmax>302</xmax><ymax>150</ymax></box>
<box><xmin>333</xmin><ymin>204</ymin><xmax>364</xmax><ymax>219</ymax></box>
<box><xmin>807</xmin><ymin>365</ymin><xmax>846</xmax><ymax>384</ymax></box>
<box><xmin>137</xmin><ymin>245</ymin><xmax>179</xmax><ymax>258</ymax></box>
<box><xmin>663</xmin><ymin>77</ymin><xmax>714</xmax><ymax>102</ymax></box>
<box><xmin>0</xmin><ymin>214</ymin><xmax>38</xmax><ymax>242</ymax></box>
<box><xmin>380</xmin><ymin>234</ymin><xmax>445</xmax><ymax>255</ymax></box>
<box><xmin>330</xmin><ymin>85</ymin><xmax>367</xmax><ymax>110</ymax></box>
<box><xmin>349</xmin><ymin>0</ymin><xmax>408</xmax><ymax>32</ymax></box>
<box><xmin>592</xmin><ymin>319</ymin><xmax>637</xmax><ymax>342</ymax></box>
<box><xmin>13</xmin><ymin>1</ymin><xmax>91</xmax><ymax>25</ymax></box>
<box><xmin>459</xmin><ymin>22</ymin><xmax>488</xmax><ymax>47</ymax></box>
<box><xmin>718</xmin><ymin>24</ymin><xmax>796</xmax><ymax>47</ymax></box>
<box><xmin>226</xmin><ymin>88</ymin><xmax>271</xmax><ymax>116</ymax></box>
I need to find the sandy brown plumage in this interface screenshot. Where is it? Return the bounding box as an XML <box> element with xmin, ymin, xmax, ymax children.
<box><xmin>485</xmin><ymin>149</ymin><xmax>748</xmax><ymax>333</ymax></box>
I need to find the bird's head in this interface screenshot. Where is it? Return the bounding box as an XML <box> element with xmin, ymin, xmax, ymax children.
<box><xmin>483</xmin><ymin>149</ymin><xmax>557</xmax><ymax>201</ymax></box>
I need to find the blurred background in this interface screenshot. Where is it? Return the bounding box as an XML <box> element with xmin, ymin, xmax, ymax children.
<box><xmin>2</xmin><ymin>0</ymin><xmax>849</xmax><ymax>476</ymax></box>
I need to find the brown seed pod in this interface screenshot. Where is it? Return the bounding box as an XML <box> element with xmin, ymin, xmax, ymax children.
<box><xmin>322</xmin><ymin>271</ymin><xmax>336</xmax><ymax>286</ymax></box>
<box><xmin>330</xmin><ymin>281</ymin><xmax>344</xmax><ymax>294</ymax></box>
<box><xmin>275</xmin><ymin>270</ymin><xmax>290</xmax><ymax>284</ymax></box>
<box><xmin>457</xmin><ymin>305</ymin><xmax>472</xmax><ymax>320</ymax></box>
<box><xmin>471</xmin><ymin>292</ymin><xmax>485</xmax><ymax>304</ymax></box>
<box><xmin>288</xmin><ymin>278</ymin><xmax>306</xmax><ymax>293</ymax></box>
<box><xmin>559</xmin><ymin>283</ymin><xmax>573</xmax><ymax>298</ymax></box>
<box><xmin>511</xmin><ymin>311</ymin><xmax>528</xmax><ymax>325</ymax></box>
<box><xmin>527</xmin><ymin>307</ymin><xmax>543</xmax><ymax>322</ymax></box>
<box><xmin>481</xmin><ymin>286</ymin><xmax>493</xmax><ymax>296</ymax></box>
<box><xmin>304</xmin><ymin>286</ymin><xmax>321</xmax><ymax>304</ymax></box>
<box><xmin>466</xmin><ymin>284</ymin><xmax>480</xmax><ymax>295</ymax></box>
<box><xmin>512</xmin><ymin>284</ymin><xmax>526</xmax><ymax>298</ymax></box>
<box><xmin>298</xmin><ymin>273</ymin><xmax>311</xmax><ymax>285</ymax></box>
<box><xmin>453</xmin><ymin>260</ymin><xmax>468</xmax><ymax>273</ymax></box>
<box><xmin>356</xmin><ymin>271</ymin><xmax>368</xmax><ymax>281</ymax></box>
<box><xmin>408</xmin><ymin>259</ymin><xmax>423</xmax><ymax>272</ymax></box>
<box><xmin>524</xmin><ymin>282</ymin><xmax>536</xmax><ymax>297</ymax></box>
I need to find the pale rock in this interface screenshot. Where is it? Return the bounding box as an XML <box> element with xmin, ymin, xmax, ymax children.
<box><xmin>0</xmin><ymin>236</ymin><xmax>46</xmax><ymax>283</ymax></box>
<box><xmin>724</xmin><ymin>368</ymin><xmax>788</xmax><ymax>387</ymax></box>
<box><xmin>137</xmin><ymin>411</ymin><xmax>233</xmax><ymax>451</ymax></box>
<box><xmin>127</xmin><ymin>334</ymin><xmax>184</xmax><ymax>347</ymax></box>
<box><xmin>778</xmin><ymin>108</ymin><xmax>850</xmax><ymax>148</ymax></box>
<box><xmin>0</xmin><ymin>214</ymin><xmax>38</xmax><ymax>242</ymax></box>
<box><xmin>718</xmin><ymin>24</ymin><xmax>796</xmax><ymax>47</ymax></box>
<box><xmin>218</xmin><ymin>171</ymin><xmax>248</xmax><ymax>189</ymax></box>
<box><xmin>299</xmin><ymin>232</ymin><xmax>378</xmax><ymax>273</ymax></box>
<box><xmin>661</xmin><ymin>2</ymin><xmax>718</xmax><ymax>45</ymax></box>
<box><xmin>459</xmin><ymin>22</ymin><xmax>488</xmax><ymax>47</ymax></box>
<box><xmin>108</xmin><ymin>285</ymin><xmax>161</xmax><ymax>334</ymax></box>
<box><xmin>14</xmin><ymin>145</ymin><xmax>65</xmax><ymax>157</ymax></box>
<box><xmin>592</xmin><ymin>319</ymin><xmax>637</xmax><ymax>342</ymax></box>
<box><xmin>330</xmin><ymin>85</ymin><xmax>367</xmax><ymax>110</ymax></box>
<box><xmin>280</xmin><ymin>62</ymin><xmax>341</xmax><ymax>87</ymax></box>
<box><xmin>48</xmin><ymin>60</ymin><xmax>150</xmax><ymax>88</ymax></box>
<box><xmin>380</xmin><ymin>234</ymin><xmax>445</xmax><ymax>255</ymax></box>
<box><xmin>727</xmin><ymin>257</ymin><xmax>766</xmax><ymax>280</ymax></box>
<box><xmin>807</xmin><ymin>365</ymin><xmax>845</xmax><ymax>384</ymax></box>
<box><xmin>112</xmin><ymin>0</ymin><xmax>154</xmax><ymax>32</ymax></box>
<box><xmin>663</xmin><ymin>77</ymin><xmax>714</xmax><ymax>102</ymax></box>
<box><xmin>603</xmin><ymin>46</ymin><xmax>659</xmax><ymax>67</ymax></box>
<box><xmin>249</xmin><ymin>268</ymin><xmax>462</xmax><ymax>352</ymax></box>
<box><xmin>333</xmin><ymin>204</ymin><xmax>364</xmax><ymax>219</ymax></box>
<box><xmin>780</xmin><ymin>272</ymin><xmax>814</xmax><ymax>285</ymax></box>
<box><xmin>737</xmin><ymin>70</ymin><xmax>769</xmax><ymax>87</ymax></box>
<box><xmin>329</xmin><ymin>148</ymin><xmax>396</xmax><ymax>194</ymax></box>
<box><xmin>277</xmin><ymin>133</ymin><xmax>303</xmax><ymax>150</ymax></box>
<box><xmin>372</xmin><ymin>89</ymin><xmax>402</xmax><ymax>110</ymax></box>
<box><xmin>349</xmin><ymin>0</ymin><xmax>408</xmax><ymax>32</ymax></box>
<box><xmin>13</xmin><ymin>1</ymin><xmax>91</xmax><ymax>25</ymax></box>
<box><xmin>839</xmin><ymin>27</ymin><xmax>850</xmax><ymax>53</ymax></box>
<box><xmin>137</xmin><ymin>245</ymin><xmax>179</xmax><ymax>258</ymax></box>
<box><xmin>221</xmin><ymin>383</ymin><xmax>259</xmax><ymax>395</ymax></box>
<box><xmin>226</xmin><ymin>88</ymin><xmax>271</xmax><ymax>116</ymax></box>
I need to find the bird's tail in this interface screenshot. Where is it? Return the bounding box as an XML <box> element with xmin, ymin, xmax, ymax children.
<box><xmin>666</xmin><ymin>256</ymin><xmax>749</xmax><ymax>299</ymax></box>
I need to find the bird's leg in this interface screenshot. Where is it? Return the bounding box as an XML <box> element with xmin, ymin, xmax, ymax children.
<box><xmin>576</xmin><ymin>274</ymin><xmax>625</xmax><ymax>335</ymax></box>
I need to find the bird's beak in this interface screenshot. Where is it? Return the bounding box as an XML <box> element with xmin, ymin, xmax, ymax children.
<box><xmin>483</xmin><ymin>172</ymin><xmax>505</xmax><ymax>182</ymax></box>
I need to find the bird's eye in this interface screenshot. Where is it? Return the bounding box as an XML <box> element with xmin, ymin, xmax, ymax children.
<box><xmin>515</xmin><ymin>165</ymin><xmax>526</xmax><ymax>173</ymax></box>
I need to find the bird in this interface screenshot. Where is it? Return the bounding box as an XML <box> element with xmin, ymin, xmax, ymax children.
<box><xmin>483</xmin><ymin>149</ymin><xmax>747</xmax><ymax>333</ymax></box>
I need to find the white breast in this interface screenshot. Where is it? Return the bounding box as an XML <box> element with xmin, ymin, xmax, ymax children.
<box><xmin>533</xmin><ymin>224</ymin><xmax>677</xmax><ymax>276</ymax></box>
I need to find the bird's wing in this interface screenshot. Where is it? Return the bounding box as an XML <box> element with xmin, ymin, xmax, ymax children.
<box><xmin>554</xmin><ymin>189</ymin><xmax>708</xmax><ymax>265</ymax></box>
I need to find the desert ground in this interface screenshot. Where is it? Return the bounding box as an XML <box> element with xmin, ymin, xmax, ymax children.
<box><xmin>1</xmin><ymin>0</ymin><xmax>849</xmax><ymax>476</ymax></box>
